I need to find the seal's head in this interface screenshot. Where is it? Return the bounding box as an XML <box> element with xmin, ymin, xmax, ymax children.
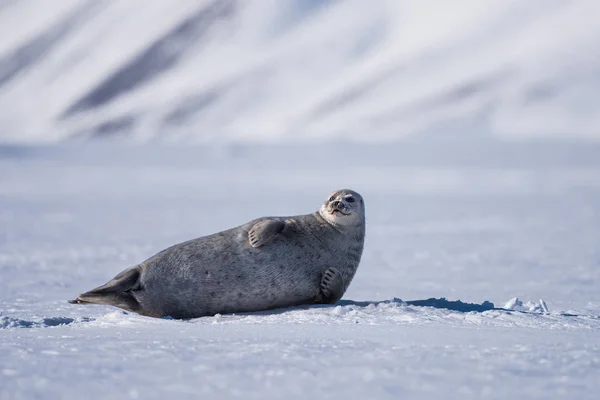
<box><xmin>319</xmin><ymin>189</ymin><xmax>365</xmax><ymax>228</ymax></box>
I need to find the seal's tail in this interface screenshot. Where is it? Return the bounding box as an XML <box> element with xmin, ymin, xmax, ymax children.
<box><xmin>68</xmin><ymin>267</ymin><xmax>142</xmax><ymax>312</ymax></box>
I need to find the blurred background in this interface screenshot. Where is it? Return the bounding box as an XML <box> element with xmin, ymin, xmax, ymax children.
<box><xmin>0</xmin><ymin>0</ymin><xmax>599</xmax><ymax>144</ymax></box>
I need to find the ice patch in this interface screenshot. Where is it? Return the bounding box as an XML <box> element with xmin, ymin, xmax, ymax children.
<box><xmin>503</xmin><ymin>297</ymin><xmax>550</xmax><ymax>313</ymax></box>
<box><xmin>0</xmin><ymin>315</ymin><xmax>93</xmax><ymax>329</ymax></box>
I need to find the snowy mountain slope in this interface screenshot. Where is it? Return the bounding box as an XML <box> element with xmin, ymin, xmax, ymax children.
<box><xmin>0</xmin><ymin>0</ymin><xmax>599</xmax><ymax>143</ymax></box>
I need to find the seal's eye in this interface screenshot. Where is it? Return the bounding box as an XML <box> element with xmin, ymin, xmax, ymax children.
<box><xmin>329</xmin><ymin>196</ymin><xmax>335</xmax><ymax>202</ymax></box>
<box><xmin>345</xmin><ymin>196</ymin><xmax>355</xmax><ymax>203</ymax></box>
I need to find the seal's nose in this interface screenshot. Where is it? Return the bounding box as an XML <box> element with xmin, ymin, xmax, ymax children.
<box><xmin>332</xmin><ymin>200</ymin><xmax>342</xmax><ymax>208</ymax></box>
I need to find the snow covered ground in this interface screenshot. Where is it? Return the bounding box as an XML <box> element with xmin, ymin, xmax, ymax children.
<box><xmin>1</xmin><ymin>0</ymin><xmax>600</xmax><ymax>142</ymax></box>
<box><xmin>1</xmin><ymin>140</ymin><xmax>600</xmax><ymax>399</ymax></box>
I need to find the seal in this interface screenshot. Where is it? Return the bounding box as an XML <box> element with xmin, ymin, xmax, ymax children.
<box><xmin>69</xmin><ymin>189</ymin><xmax>366</xmax><ymax>319</ymax></box>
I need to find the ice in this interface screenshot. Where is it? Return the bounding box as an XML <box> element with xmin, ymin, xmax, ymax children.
<box><xmin>503</xmin><ymin>297</ymin><xmax>522</xmax><ymax>310</ymax></box>
<box><xmin>1</xmin><ymin>141</ymin><xmax>600</xmax><ymax>399</ymax></box>
<box><xmin>539</xmin><ymin>299</ymin><xmax>549</xmax><ymax>313</ymax></box>
<box><xmin>503</xmin><ymin>298</ymin><xmax>550</xmax><ymax>313</ymax></box>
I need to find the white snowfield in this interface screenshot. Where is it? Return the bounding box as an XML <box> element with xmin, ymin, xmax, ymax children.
<box><xmin>1</xmin><ymin>0</ymin><xmax>600</xmax><ymax>143</ymax></box>
<box><xmin>1</xmin><ymin>141</ymin><xmax>600</xmax><ymax>399</ymax></box>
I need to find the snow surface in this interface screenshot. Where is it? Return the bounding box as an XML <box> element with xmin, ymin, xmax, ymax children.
<box><xmin>1</xmin><ymin>0</ymin><xmax>600</xmax><ymax>143</ymax></box>
<box><xmin>1</xmin><ymin>140</ymin><xmax>600</xmax><ymax>399</ymax></box>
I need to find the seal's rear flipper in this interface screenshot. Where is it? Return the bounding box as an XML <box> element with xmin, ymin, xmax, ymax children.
<box><xmin>68</xmin><ymin>267</ymin><xmax>141</xmax><ymax>312</ymax></box>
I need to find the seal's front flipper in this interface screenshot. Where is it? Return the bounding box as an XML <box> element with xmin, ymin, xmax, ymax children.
<box><xmin>68</xmin><ymin>267</ymin><xmax>141</xmax><ymax>312</ymax></box>
<box><xmin>318</xmin><ymin>267</ymin><xmax>345</xmax><ymax>304</ymax></box>
<box><xmin>248</xmin><ymin>219</ymin><xmax>285</xmax><ymax>248</ymax></box>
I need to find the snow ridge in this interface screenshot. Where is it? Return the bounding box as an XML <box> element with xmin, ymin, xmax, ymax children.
<box><xmin>2</xmin><ymin>298</ymin><xmax>599</xmax><ymax>332</ymax></box>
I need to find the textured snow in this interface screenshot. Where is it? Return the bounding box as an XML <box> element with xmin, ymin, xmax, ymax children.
<box><xmin>1</xmin><ymin>141</ymin><xmax>600</xmax><ymax>399</ymax></box>
<box><xmin>1</xmin><ymin>0</ymin><xmax>600</xmax><ymax>143</ymax></box>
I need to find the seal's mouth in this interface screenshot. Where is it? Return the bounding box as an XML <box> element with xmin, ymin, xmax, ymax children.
<box><xmin>329</xmin><ymin>204</ymin><xmax>350</xmax><ymax>216</ymax></box>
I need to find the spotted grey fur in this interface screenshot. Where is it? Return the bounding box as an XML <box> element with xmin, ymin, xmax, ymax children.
<box><xmin>69</xmin><ymin>189</ymin><xmax>366</xmax><ymax>319</ymax></box>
